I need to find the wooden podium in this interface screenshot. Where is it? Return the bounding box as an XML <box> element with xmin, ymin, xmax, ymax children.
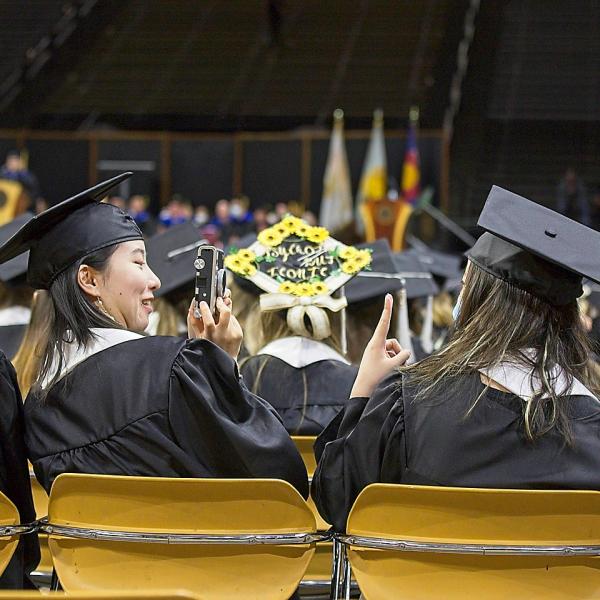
<box><xmin>360</xmin><ymin>197</ymin><xmax>413</xmax><ymax>251</ymax></box>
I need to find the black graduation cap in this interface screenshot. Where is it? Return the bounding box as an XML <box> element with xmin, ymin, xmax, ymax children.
<box><xmin>405</xmin><ymin>247</ymin><xmax>462</xmax><ymax>279</ymax></box>
<box><xmin>0</xmin><ymin>173</ymin><xmax>142</xmax><ymax>289</ymax></box>
<box><xmin>344</xmin><ymin>240</ymin><xmax>396</xmax><ymax>304</ymax></box>
<box><xmin>0</xmin><ymin>212</ymin><xmax>34</xmax><ymax>283</ymax></box>
<box><xmin>146</xmin><ymin>223</ymin><xmax>207</xmax><ymax>297</ymax></box>
<box><xmin>467</xmin><ymin>185</ymin><xmax>600</xmax><ymax>305</ymax></box>
<box><xmin>392</xmin><ymin>252</ymin><xmax>439</xmax><ymax>299</ymax></box>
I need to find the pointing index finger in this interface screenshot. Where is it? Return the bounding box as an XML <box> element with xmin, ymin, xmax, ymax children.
<box><xmin>372</xmin><ymin>293</ymin><xmax>393</xmax><ymax>345</ymax></box>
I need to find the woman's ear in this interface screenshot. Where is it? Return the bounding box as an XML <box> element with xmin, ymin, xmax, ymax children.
<box><xmin>77</xmin><ymin>264</ymin><xmax>101</xmax><ymax>299</ymax></box>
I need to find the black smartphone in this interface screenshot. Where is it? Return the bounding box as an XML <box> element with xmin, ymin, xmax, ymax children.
<box><xmin>194</xmin><ymin>245</ymin><xmax>226</xmax><ymax>316</ymax></box>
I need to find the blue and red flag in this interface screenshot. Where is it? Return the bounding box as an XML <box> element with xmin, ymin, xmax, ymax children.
<box><xmin>401</xmin><ymin>117</ymin><xmax>421</xmax><ymax>205</ymax></box>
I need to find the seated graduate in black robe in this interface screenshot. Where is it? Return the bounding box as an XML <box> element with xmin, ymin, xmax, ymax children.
<box><xmin>0</xmin><ymin>173</ymin><xmax>308</xmax><ymax>499</ymax></box>
<box><xmin>0</xmin><ymin>214</ymin><xmax>35</xmax><ymax>360</ymax></box>
<box><xmin>0</xmin><ymin>351</ymin><xmax>39</xmax><ymax>589</ymax></box>
<box><xmin>313</xmin><ymin>185</ymin><xmax>600</xmax><ymax>532</ymax></box>
<box><xmin>226</xmin><ymin>216</ymin><xmax>367</xmax><ymax>435</ymax></box>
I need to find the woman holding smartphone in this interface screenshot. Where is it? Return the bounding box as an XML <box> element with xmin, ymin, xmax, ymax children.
<box><xmin>0</xmin><ymin>173</ymin><xmax>308</xmax><ymax>498</ymax></box>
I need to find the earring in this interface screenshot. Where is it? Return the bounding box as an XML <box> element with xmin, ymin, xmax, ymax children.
<box><xmin>96</xmin><ymin>297</ymin><xmax>117</xmax><ymax>323</ymax></box>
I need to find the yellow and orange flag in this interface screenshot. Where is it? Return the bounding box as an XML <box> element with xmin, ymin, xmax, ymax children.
<box><xmin>355</xmin><ymin>109</ymin><xmax>387</xmax><ymax>235</ymax></box>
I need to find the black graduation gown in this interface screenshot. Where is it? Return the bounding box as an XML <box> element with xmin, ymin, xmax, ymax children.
<box><xmin>0</xmin><ymin>353</ymin><xmax>39</xmax><ymax>589</ymax></box>
<box><xmin>25</xmin><ymin>336</ymin><xmax>308</xmax><ymax>499</ymax></box>
<box><xmin>0</xmin><ymin>324</ymin><xmax>26</xmax><ymax>360</ymax></box>
<box><xmin>241</xmin><ymin>355</ymin><xmax>358</xmax><ymax>435</ymax></box>
<box><xmin>313</xmin><ymin>371</ymin><xmax>600</xmax><ymax>532</ymax></box>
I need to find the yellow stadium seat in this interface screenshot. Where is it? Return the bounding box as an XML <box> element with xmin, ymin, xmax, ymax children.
<box><xmin>29</xmin><ymin>468</ymin><xmax>52</xmax><ymax>581</ymax></box>
<box><xmin>292</xmin><ymin>436</ymin><xmax>335</xmax><ymax>595</ymax></box>
<box><xmin>292</xmin><ymin>436</ymin><xmax>317</xmax><ymax>478</ymax></box>
<box><xmin>0</xmin><ymin>592</ymin><xmax>202</xmax><ymax>599</ymax></box>
<box><xmin>0</xmin><ymin>489</ymin><xmax>36</xmax><ymax>578</ymax></box>
<box><xmin>43</xmin><ymin>474</ymin><xmax>328</xmax><ymax>600</ymax></box>
<box><xmin>334</xmin><ymin>484</ymin><xmax>600</xmax><ymax>599</ymax></box>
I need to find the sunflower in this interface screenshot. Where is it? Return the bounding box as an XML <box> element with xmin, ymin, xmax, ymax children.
<box><xmin>224</xmin><ymin>255</ymin><xmax>247</xmax><ymax>274</ymax></box>
<box><xmin>257</xmin><ymin>228</ymin><xmax>284</xmax><ymax>247</ymax></box>
<box><xmin>339</xmin><ymin>246</ymin><xmax>359</xmax><ymax>260</ymax></box>
<box><xmin>278</xmin><ymin>281</ymin><xmax>297</xmax><ymax>295</ymax></box>
<box><xmin>237</xmin><ymin>248</ymin><xmax>256</xmax><ymax>262</ymax></box>
<box><xmin>354</xmin><ymin>249</ymin><xmax>372</xmax><ymax>269</ymax></box>
<box><xmin>306</xmin><ymin>226</ymin><xmax>329</xmax><ymax>244</ymax></box>
<box><xmin>341</xmin><ymin>249</ymin><xmax>372</xmax><ymax>275</ymax></box>
<box><xmin>312</xmin><ymin>281</ymin><xmax>329</xmax><ymax>295</ymax></box>
<box><xmin>294</xmin><ymin>222</ymin><xmax>312</xmax><ymax>238</ymax></box>
<box><xmin>280</xmin><ymin>215</ymin><xmax>302</xmax><ymax>234</ymax></box>
<box><xmin>272</xmin><ymin>222</ymin><xmax>290</xmax><ymax>239</ymax></box>
<box><xmin>239</xmin><ymin>261</ymin><xmax>257</xmax><ymax>276</ymax></box>
<box><xmin>293</xmin><ymin>282</ymin><xmax>315</xmax><ymax>296</ymax></box>
<box><xmin>341</xmin><ymin>259</ymin><xmax>361</xmax><ymax>275</ymax></box>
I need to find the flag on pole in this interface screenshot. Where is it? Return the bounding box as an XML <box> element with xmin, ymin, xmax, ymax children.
<box><xmin>401</xmin><ymin>106</ymin><xmax>421</xmax><ymax>205</ymax></box>
<box><xmin>319</xmin><ymin>109</ymin><xmax>353</xmax><ymax>233</ymax></box>
<box><xmin>356</xmin><ymin>108</ymin><xmax>387</xmax><ymax>235</ymax></box>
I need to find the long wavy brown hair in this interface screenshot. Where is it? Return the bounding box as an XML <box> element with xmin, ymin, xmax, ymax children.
<box><xmin>12</xmin><ymin>290</ymin><xmax>53</xmax><ymax>396</ymax></box>
<box><xmin>402</xmin><ymin>261</ymin><xmax>597</xmax><ymax>443</ymax></box>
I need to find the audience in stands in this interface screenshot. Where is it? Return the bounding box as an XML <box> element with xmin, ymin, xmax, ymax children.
<box><xmin>0</xmin><ymin>150</ymin><xmax>40</xmax><ymax>202</ymax></box>
<box><xmin>127</xmin><ymin>194</ymin><xmax>157</xmax><ymax>237</ymax></box>
<box><xmin>556</xmin><ymin>167</ymin><xmax>590</xmax><ymax>226</ymax></box>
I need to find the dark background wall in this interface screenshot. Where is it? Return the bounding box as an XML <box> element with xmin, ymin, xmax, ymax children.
<box><xmin>0</xmin><ymin>130</ymin><xmax>444</xmax><ymax>212</ymax></box>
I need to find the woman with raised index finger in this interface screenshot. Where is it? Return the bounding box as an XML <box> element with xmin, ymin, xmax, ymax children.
<box><xmin>313</xmin><ymin>186</ymin><xmax>600</xmax><ymax>532</ymax></box>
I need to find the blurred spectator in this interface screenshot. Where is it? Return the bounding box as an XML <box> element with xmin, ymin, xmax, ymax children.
<box><xmin>199</xmin><ymin>224</ymin><xmax>223</xmax><ymax>248</ymax></box>
<box><xmin>590</xmin><ymin>184</ymin><xmax>600</xmax><ymax>230</ymax></box>
<box><xmin>210</xmin><ymin>199</ymin><xmax>235</xmax><ymax>244</ymax></box>
<box><xmin>556</xmin><ymin>168</ymin><xmax>590</xmax><ymax>226</ymax></box>
<box><xmin>158</xmin><ymin>195</ymin><xmax>193</xmax><ymax>229</ymax></box>
<box><xmin>105</xmin><ymin>195</ymin><xmax>126</xmax><ymax>211</ymax></box>
<box><xmin>34</xmin><ymin>197</ymin><xmax>48</xmax><ymax>215</ymax></box>
<box><xmin>128</xmin><ymin>194</ymin><xmax>156</xmax><ymax>237</ymax></box>
<box><xmin>302</xmin><ymin>210</ymin><xmax>317</xmax><ymax>226</ymax></box>
<box><xmin>0</xmin><ymin>150</ymin><xmax>40</xmax><ymax>201</ymax></box>
<box><xmin>211</xmin><ymin>198</ymin><xmax>231</xmax><ymax>227</ymax></box>
<box><xmin>274</xmin><ymin>201</ymin><xmax>288</xmax><ymax>220</ymax></box>
<box><xmin>230</xmin><ymin>195</ymin><xmax>254</xmax><ymax>237</ymax></box>
<box><xmin>193</xmin><ymin>205</ymin><xmax>210</xmax><ymax>227</ymax></box>
<box><xmin>253</xmin><ymin>207</ymin><xmax>269</xmax><ymax>232</ymax></box>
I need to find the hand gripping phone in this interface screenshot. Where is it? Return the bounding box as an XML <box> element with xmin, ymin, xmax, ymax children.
<box><xmin>194</xmin><ymin>245</ymin><xmax>226</xmax><ymax>316</ymax></box>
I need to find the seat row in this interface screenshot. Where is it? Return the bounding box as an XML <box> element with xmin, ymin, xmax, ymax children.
<box><xmin>4</xmin><ymin>472</ymin><xmax>600</xmax><ymax>600</ymax></box>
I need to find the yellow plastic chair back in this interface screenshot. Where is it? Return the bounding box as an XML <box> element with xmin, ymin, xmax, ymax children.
<box><xmin>292</xmin><ymin>436</ymin><xmax>317</xmax><ymax>477</ymax></box>
<box><xmin>29</xmin><ymin>469</ymin><xmax>52</xmax><ymax>577</ymax></box>
<box><xmin>345</xmin><ymin>484</ymin><xmax>600</xmax><ymax>599</ymax></box>
<box><xmin>0</xmin><ymin>490</ymin><xmax>22</xmax><ymax>577</ymax></box>
<box><xmin>292</xmin><ymin>435</ymin><xmax>333</xmax><ymax>587</ymax></box>
<box><xmin>0</xmin><ymin>592</ymin><xmax>202</xmax><ymax>599</ymax></box>
<box><xmin>47</xmin><ymin>474</ymin><xmax>320</xmax><ymax>600</ymax></box>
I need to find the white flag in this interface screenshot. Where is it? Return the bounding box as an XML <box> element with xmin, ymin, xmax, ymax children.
<box><xmin>320</xmin><ymin>110</ymin><xmax>353</xmax><ymax>233</ymax></box>
<box><xmin>355</xmin><ymin>109</ymin><xmax>387</xmax><ymax>235</ymax></box>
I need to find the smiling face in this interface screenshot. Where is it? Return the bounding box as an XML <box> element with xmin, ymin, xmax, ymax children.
<box><xmin>88</xmin><ymin>240</ymin><xmax>161</xmax><ymax>332</ymax></box>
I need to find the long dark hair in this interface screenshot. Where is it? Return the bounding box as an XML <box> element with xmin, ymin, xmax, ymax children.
<box><xmin>34</xmin><ymin>244</ymin><xmax>122</xmax><ymax>399</ymax></box>
<box><xmin>403</xmin><ymin>261</ymin><xmax>597</xmax><ymax>443</ymax></box>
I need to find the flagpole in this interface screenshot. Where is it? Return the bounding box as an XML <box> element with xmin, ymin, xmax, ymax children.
<box><xmin>417</xmin><ymin>202</ymin><xmax>476</xmax><ymax>247</ymax></box>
